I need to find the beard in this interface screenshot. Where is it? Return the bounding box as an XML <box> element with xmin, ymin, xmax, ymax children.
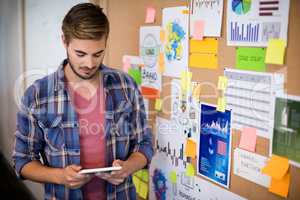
<box><xmin>67</xmin><ymin>52</ymin><xmax>100</xmax><ymax>80</ymax></box>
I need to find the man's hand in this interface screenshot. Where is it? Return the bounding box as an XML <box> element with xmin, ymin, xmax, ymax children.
<box><xmin>96</xmin><ymin>160</ymin><xmax>129</xmax><ymax>185</ymax></box>
<box><xmin>59</xmin><ymin>165</ymin><xmax>92</xmax><ymax>189</ymax></box>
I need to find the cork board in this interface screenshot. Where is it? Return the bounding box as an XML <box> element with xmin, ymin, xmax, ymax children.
<box><xmin>102</xmin><ymin>0</ymin><xmax>300</xmax><ymax>199</ymax></box>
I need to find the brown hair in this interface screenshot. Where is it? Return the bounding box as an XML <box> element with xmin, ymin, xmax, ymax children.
<box><xmin>62</xmin><ymin>3</ymin><xmax>109</xmax><ymax>44</ymax></box>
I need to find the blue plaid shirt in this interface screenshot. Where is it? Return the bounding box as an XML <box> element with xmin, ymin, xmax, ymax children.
<box><xmin>13</xmin><ymin>60</ymin><xmax>153</xmax><ymax>200</ymax></box>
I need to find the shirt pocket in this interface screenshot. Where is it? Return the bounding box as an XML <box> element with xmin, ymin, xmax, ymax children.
<box><xmin>38</xmin><ymin>115</ymin><xmax>65</xmax><ymax>152</ymax></box>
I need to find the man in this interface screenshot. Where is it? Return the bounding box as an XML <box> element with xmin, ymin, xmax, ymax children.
<box><xmin>13</xmin><ymin>3</ymin><xmax>153</xmax><ymax>200</ymax></box>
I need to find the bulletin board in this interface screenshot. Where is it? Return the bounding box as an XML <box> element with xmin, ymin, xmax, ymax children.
<box><xmin>101</xmin><ymin>0</ymin><xmax>300</xmax><ymax>199</ymax></box>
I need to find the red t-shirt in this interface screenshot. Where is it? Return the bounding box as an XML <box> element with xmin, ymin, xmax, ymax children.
<box><xmin>69</xmin><ymin>84</ymin><xmax>106</xmax><ymax>200</ymax></box>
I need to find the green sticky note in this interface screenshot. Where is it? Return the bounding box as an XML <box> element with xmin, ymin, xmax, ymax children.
<box><xmin>236</xmin><ymin>47</ymin><xmax>266</xmax><ymax>72</ymax></box>
<box><xmin>265</xmin><ymin>39</ymin><xmax>286</xmax><ymax>65</ymax></box>
<box><xmin>169</xmin><ymin>171</ymin><xmax>177</xmax><ymax>183</ymax></box>
<box><xmin>134</xmin><ymin>170</ymin><xmax>143</xmax><ymax>178</ymax></box>
<box><xmin>185</xmin><ymin>164</ymin><xmax>195</xmax><ymax>177</ymax></box>
<box><xmin>128</xmin><ymin>68</ymin><xmax>142</xmax><ymax>85</ymax></box>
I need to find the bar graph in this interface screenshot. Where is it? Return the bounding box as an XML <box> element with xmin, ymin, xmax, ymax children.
<box><xmin>156</xmin><ymin>140</ymin><xmax>188</xmax><ymax>168</ymax></box>
<box><xmin>230</xmin><ymin>22</ymin><xmax>259</xmax><ymax>42</ymax></box>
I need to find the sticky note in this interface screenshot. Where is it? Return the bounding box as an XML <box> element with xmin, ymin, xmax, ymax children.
<box><xmin>265</xmin><ymin>39</ymin><xmax>286</xmax><ymax>65</ymax></box>
<box><xmin>186</xmin><ymin>164</ymin><xmax>195</xmax><ymax>177</ymax></box>
<box><xmin>217</xmin><ymin>76</ymin><xmax>228</xmax><ymax>91</ymax></box>
<box><xmin>122</xmin><ymin>57</ymin><xmax>131</xmax><ymax>72</ymax></box>
<box><xmin>185</xmin><ymin>139</ymin><xmax>197</xmax><ymax>158</ymax></box>
<box><xmin>217</xmin><ymin>96</ymin><xmax>226</xmax><ymax>112</ymax></box>
<box><xmin>262</xmin><ymin>155</ymin><xmax>289</xmax><ymax>180</ymax></box>
<box><xmin>190</xmin><ymin>38</ymin><xmax>218</xmax><ymax>54</ymax></box>
<box><xmin>269</xmin><ymin>172</ymin><xmax>290</xmax><ymax>198</ymax></box>
<box><xmin>180</xmin><ymin>71</ymin><xmax>192</xmax><ymax>93</ymax></box>
<box><xmin>239</xmin><ymin>127</ymin><xmax>257</xmax><ymax>152</ymax></box>
<box><xmin>193</xmin><ymin>20</ymin><xmax>205</xmax><ymax>40</ymax></box>
<box><xmin>145</xmin><ymin>7</ymin><xmax>156</xmax><ymax>23</ymax></box>
<box><xmin>182</xmin><ymin>10</ymin><xmax>189</xmax><ymax>14</ymax></box>
<box><xmin>169</xmin><ymin>171</ymin><xmax>177</xmax><ymax>184</ymax></box>
<box><xmin>128</xmin><ymin>68</ymin><xmax>142</xmax><ymax>85</ymax></box>
<box><xmin>155</xmin><ymin>98</ymin><xmax>162</xmax><ymax>111</ymax></box>
<box><xmin>133</xmin><ymin>176</ymin><xmax>140</xmax><ymax>193</ymax></box>
<box><xmin>192</xmin><ymin>84</ymin><xmax>201</xmax><ymax>101</ymax></box>
<box><xmin>139</xmin><ymin>182</ymin><xmax>148</xmax><ymax>199</ymax></box>
<box><xmin>236</xmin><ymin>47</ymin><xmax>266</xmax><ymax>72</ymax></box>
<box><xmin>141</xmin><ymin>170</ymin><xmax>149</xmax><ymax>182</ymax></box>
<box><xmin>160</xmin><ymin>29</ymin><xmax>165</xmax><ymax>42</ymax></box>
<box><xmin>189</xmin><ymin>54</ymin><xmax>218</xmax><ymax>69</ymax></box>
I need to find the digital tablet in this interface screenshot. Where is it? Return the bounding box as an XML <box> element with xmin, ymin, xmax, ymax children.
<box><xmin>79</xmin><ymin>166</ymin><xmax>122</xmax><ymax>174</ymax></box>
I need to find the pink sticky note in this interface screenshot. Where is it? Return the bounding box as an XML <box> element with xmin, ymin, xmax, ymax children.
<box><xmin>145</xmin><ymin>7</ymin><xmax>156</xmax><ymax>23</ymax></box>
<box><xmin>123</xmin><ymin>57</ymin><xmax>131</xmax><ymax>72</ymax></box>
<box><xmin>239</xmin><ymin>127</ymin><xmax>257</xmax><ymax>152</ymax></box>
<box><xmin>194</xmin><ymin>20</ymin><xmax>205</xmax><ymax>40</ymax></box>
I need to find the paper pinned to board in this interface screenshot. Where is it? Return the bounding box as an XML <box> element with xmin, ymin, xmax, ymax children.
<box><xmin>193</xmin><ymin>20</ymin><xmax>205</xmax><ymax>40</ymax></box>
<box><xmin>155</xmin><ymin>98</ymin><xmax>162</xmax><ymax>111</ymax></box>
<box><xmin>262</xmin><ymin>155</ymin><xmax>289</xmax><ymax>180</ymax></box>
<box><xmin>186</xmin><ymin>163</ymin><xmax>195</xmax><ymax>177</ymax></box>
<box><xmin>185</xmin><ymin>138</ymin><xmax>197</xmax><ymax>158</ymax></box>
<box><xmin>265</xmin><ymin>39</ymin><xmax>287</xmax><ymax>65</ymax></box>
<box><xmin>236</xmin><ymin>47</ymin><xmax>266</xmax><ymax>72</ymax></box>
<box><xmin>217</xmin><ymin>96</ymin><xmax>226</xmax><ymax>112</ymax></box>
<box><xmin>180</xmin><ymin>71</ymin><xmax>192</xmax><ymax>93</ymax></box>
<box><xmin>145</xmin><ymin>7</ymin><xmax>156</xmax><ymax>23</ymax></box>
<box><xmin>269</xmin><ymin>172</ymin><xmax>290</xmax><ymax>198</ymax></box>
<box><xmin>169</xmin><ymin>171</ymin><xmax>177</xmax><ymax>184</ymax></box>
<box><xmin>189</xmin><ymin>53</ymin><xmax>218</xmax><ymax>69</ymax></box>
<box><xmin>239</xmin><ymin>127</ymin><xmax>257</xmax><ymax>152</ymax></box>
<box><xmin>217</xmin><ymin>76</ymin><xmax>228</xmax><ymax>91</ymax></box>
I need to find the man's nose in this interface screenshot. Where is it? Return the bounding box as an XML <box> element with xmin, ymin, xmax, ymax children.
<box><xmin>86</xmin><ymin>57</ymin><xmax>95</xmax><ymax>69</ymax></box>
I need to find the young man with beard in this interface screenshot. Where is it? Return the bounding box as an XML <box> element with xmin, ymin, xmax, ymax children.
<box><xmin>13</xmin><ymin>3</ymin><xmax>153</xmax><ymax>199</ymax></box>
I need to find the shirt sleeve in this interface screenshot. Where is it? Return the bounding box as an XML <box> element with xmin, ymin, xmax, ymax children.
<box><xmin>12</xmin><ymin>85</ymin><xmax>44</xmax><ymax>178</ymax></box>
<box><xmin>129</xmin><ymin>80</ymin><xmax>154</xmax><ymax>165</ymax></box>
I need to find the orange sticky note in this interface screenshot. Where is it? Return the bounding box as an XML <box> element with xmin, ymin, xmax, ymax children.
<box><xmin>145</xmin><ymin>7</ymin><xmax>156</xmax><ymax>23</ymax></box>
<box><xmin>182</xmin><ymin>10</ymin><xmax>189</xmax><ymax>14</ymax></box>
<box><xmin>194</xmin><ymin>20</ymin><xmax>205</xmax><ymax>40</ymax></box>
<box><xmin>262</xmin><ymin>155</ymin><xmax>289</xmax><ymax>180</ymax></box>
<box><xmin>185</xmin><ymin>139</ymin><xmax>197</xmax><ymax>158</ymax></box>
<box><xmin>269</xmin><ymin>172</ymin><xmax>290</xmax><ymax>198</ymax></box>
<box><xmin>160</xmin><ymin>29</ymin><xmax>165</xmax><ymax>42</ymax></box>
<box><xmin>239</xmin><ymin>127</ymin><xmax>257</xmax><ymax>152</ymax></box>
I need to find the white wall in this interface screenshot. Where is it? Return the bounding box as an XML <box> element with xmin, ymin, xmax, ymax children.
<box><xmin>0</xmin><ymin>0</ymin><xmax>87</xmax><ymax>199</ymax></box>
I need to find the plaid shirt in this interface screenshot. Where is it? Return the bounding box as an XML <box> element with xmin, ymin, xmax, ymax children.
<box><xmin>13</xmin><ymin>60</ymin><xmax>153</xmax><ymax>200</ymax></box>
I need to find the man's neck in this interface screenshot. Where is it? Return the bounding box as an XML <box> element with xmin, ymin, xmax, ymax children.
<box><xmin>64</xmin><ymin>63</ymin><xmax>100</xmax><ymax>100</ymax></box>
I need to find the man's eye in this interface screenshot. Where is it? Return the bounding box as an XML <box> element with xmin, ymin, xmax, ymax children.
<box><xmin>77</xmin><ymin>54</ymin><xmax>85</xmax><ymax>57</ymax></box>
<box><xmin>94</xmin><ymin>54</ymin><xmax>101</xmax><ymax>58</ymax></box>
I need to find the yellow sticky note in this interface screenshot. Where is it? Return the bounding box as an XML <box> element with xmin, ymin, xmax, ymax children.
<box><xmin>139</xmin><ymin>182</ymin><xmax>148</xmax><ymax>199</ymax></box>
<box><xmin>262</xmin><ymin>155</ymin><xmax>289</xmax><ymax>180</ymax></box>
<box><xmin>182</xmin><ymin>10</ymin><xmax>189</xmax><ymax>14</ymax></box>
<box><xmin>269</xmin><ymin>172</ymin><xmax>290</xmax><ymax>198</ymax></box>
<box><xmin>160</xmin><ymin>29</ymin><xmax>165</xmax><ymax>42</ymax></box>
<box><xmin>186</xmin><ymin>164</ymin><xmax>195</xmax><ymax>177</ymax></box>
<box><xmin>192</xmin><ymin>84</ymin><xmax>201</xmax><ymax>101</ymax></box>
<box><xmin>185</xmin><ymin>139</ymin><xmax>197</xmax><ymax>158</ymax></box>
<box><xmin>218</xmin><ymin>76</ymin><xmax>228</xmax><ymax>91</ymax></box>
<box><xmin>180</xmin><ymin>71</ymin><xmax>192</xmax><ymax>92</ymax></box>
<box><xmin>190</xmin><ymin>38</ymin><xmax>218</xmax><ymax>54</ymax></box>
<box><xmin>141</xmin><ymin>170</ymin><xmax>149</xmax><ymax>182</ymax></box>
<box><xmin>155</xmin><ymin>98</ymin><xmax>162</xmax><ymax>111</ymax></box>
<box><xmin>169</xmin><ymin>171</ymin><xmax>177</xmax><ymax>184</ymax></box>
<box><xmin>265</xmin><ymin>39</ymin><xmax>286</xmax><ymax>65</ymax></box>
<box><xmin>217</xmin><ymin>97</ymin><xmax>226</xmax><ymax>112</ymax></box>
<box><xmin>189</xmin><ymin>54</ymin><xmax>218</xmax><ymax>69</ymax></box>
<box><xmin>133</xmin><ymin>176</ymin><xmax>140</xmax><ymax>193</ymax></box>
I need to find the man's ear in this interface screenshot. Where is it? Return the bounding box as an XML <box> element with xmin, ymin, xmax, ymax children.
<box><xmin>61</xmin><ymin>34</ymin><xmax>67</xmax><ymax>49</ymax></box>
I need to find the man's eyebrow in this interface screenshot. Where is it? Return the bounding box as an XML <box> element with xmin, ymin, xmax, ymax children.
<box><xmin>74</xmin><ymin>49</ymin><xmax>104</xmax><ymax>55</ymax></box>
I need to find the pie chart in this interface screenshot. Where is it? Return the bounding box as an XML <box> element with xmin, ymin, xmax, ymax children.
<box><xmin>232</xmin><ymin>0</ymin><xmax>251</xmax><ymax>15</ymax></box>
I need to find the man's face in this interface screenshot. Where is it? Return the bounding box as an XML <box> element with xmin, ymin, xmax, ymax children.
<box><xmin>64</xmin><ymin>37</ymin><xmax>106</xmax><ymax>80</ymax></box>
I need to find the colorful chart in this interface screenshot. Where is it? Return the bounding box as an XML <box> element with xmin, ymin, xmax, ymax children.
<box><xmin>232</xmin><ymin>0</ymin><xmax>251</xmax><ymax>15</ymax></box>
